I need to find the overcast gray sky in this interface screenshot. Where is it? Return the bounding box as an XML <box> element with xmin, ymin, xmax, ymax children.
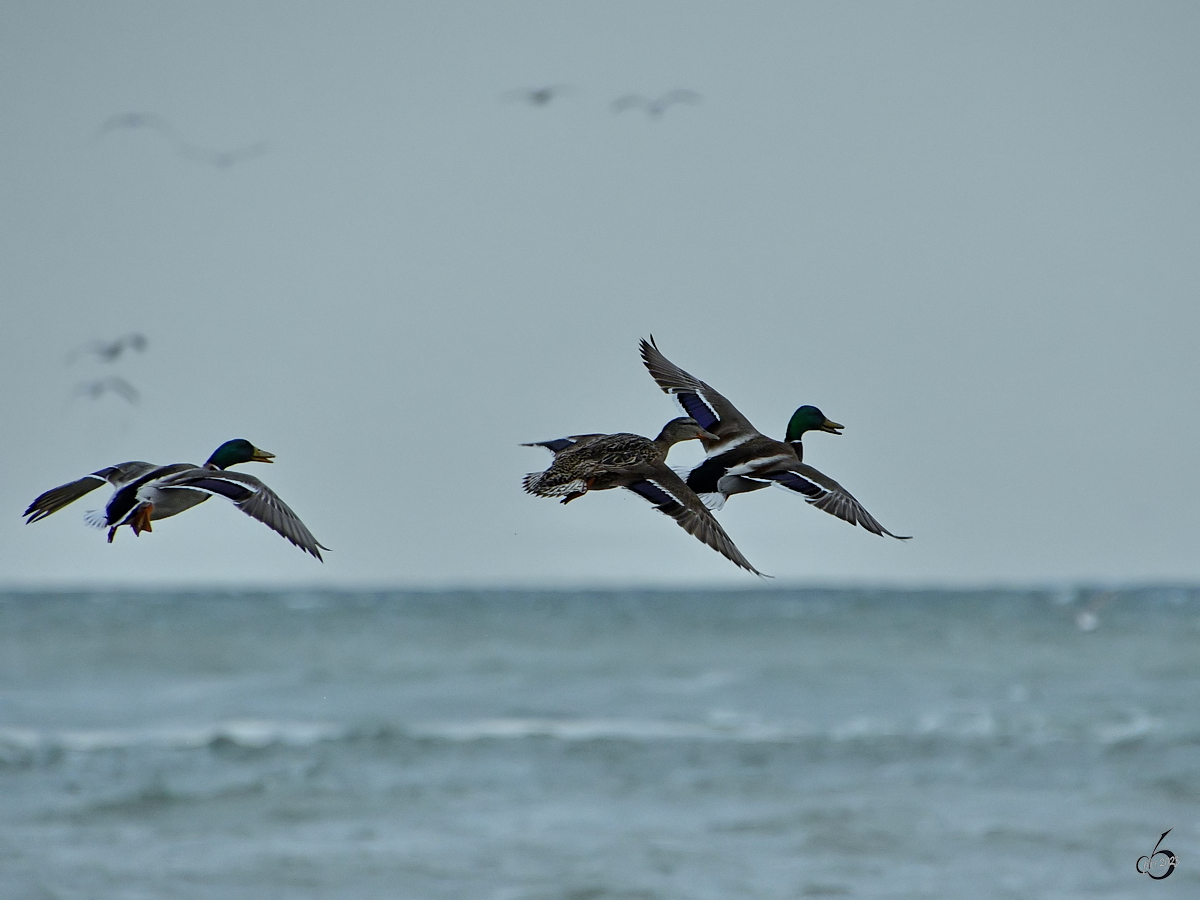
<box><xmin>2</xmin><ymin>2</ymin><xmax>1198</xmax><ymax>588</ymax></box>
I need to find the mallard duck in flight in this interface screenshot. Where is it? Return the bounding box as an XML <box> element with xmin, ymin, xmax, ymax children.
<box><xmin>23</xmin><ymin>439</ymin><xmax>328</xmax><ymax>560</ymax></box>
<box><xmin>523</xmin><ymin>417</ymin><xmax>766</xmax><ymax>576</ymax></box>
<box><xmin>639</xmin><ymin>338</ymin><xmax>910</xmax><ymax>540</ymax></box>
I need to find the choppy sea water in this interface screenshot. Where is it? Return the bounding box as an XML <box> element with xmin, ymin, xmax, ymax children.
<box><xmin>0</xmin><ymin>587</ymin><xmax>1196</xmax><ymax>899</ymax></box>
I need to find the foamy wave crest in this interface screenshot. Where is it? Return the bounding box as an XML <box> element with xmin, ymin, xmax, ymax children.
<box><xmin>0</xmin><ymin>719</ymin><xmax>346</xmax><ymax>762</ymax></box>
<box><xmin>408</xmin><ymin>717</ymin><xmax>786</xmax><ymax>742</ymax></box>
<box><xmin>405</xmin><ymin>709</ymin><xmax>1192</xmax><ymax>750</ymax></box>
<box><xmin>0</xmin><ymin>710</ymin><xmax>1186</xmax><ymax>767</ymax></box>
<box><xmin>1093</xmin><ymin>713</ymin><xmax>1162</xmax><ymax>746</ymax></box>
<box><xmin>406</xmin><ymin>711</ymin><xmax>1011</xmax><ymax>745</ymax></box>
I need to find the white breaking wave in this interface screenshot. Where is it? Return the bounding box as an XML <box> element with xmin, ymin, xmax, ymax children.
<box><xmin>0</xmin><ymin>710</ymin><xmax>1180</xmax><ymax>759</ymax></box>
<box><xmin>407</xmin><ymin>716</ymin><xmax>792</xmax><ymax>743</ymax></box>
<box><xmin>0</xmin><ymin>719</ymin><xmax>346</xmax><ymax>753</ymax></box>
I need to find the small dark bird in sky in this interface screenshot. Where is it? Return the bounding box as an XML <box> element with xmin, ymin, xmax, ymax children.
<box><xmin>612</xmin><ymin>90</ymin><xmax>702</xmax><ymax>119</ymax></box>
<box><xmin>67</xmin><ymin>332</ymin><xmax>147</xmax><ymax>364</ymax></box>
<box><xmin>75</xmin><ymin>377</ymin><xmax>140</xmax><ymax>405</ymax></box>
<box><xmin>93</xmin><ymin>112</ymin><xmax>178</xmax><ymax>144</ymax></box>
<box><xmin>501</xmin><ymin>85</ymin><xmax>577</xmax><ymax>106</ymax></box>
<box><xmin>94</xmin><ymin>112</ymin><xmax>268</xmax><ymax>169</ymax></box>
<box><xmin>66</xmin><ymin>333</ymin><xmax>148</xmax><ymax>365</ymax></box>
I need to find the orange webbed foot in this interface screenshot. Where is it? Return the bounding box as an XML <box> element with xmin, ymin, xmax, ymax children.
<box><xmin>131</xmin><ymin>504</ymin><xmax>154</xmax><ymax>536</ymax></box>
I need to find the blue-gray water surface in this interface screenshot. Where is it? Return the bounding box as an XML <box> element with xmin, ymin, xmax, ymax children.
<box><xmin>0</xmin><ymin>587</ymin><xmax>1196</xmax><ymax>899</ymax></box>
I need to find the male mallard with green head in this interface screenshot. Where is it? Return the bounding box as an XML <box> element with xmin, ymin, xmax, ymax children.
<box><xmin>639</xmin><ymin>338</ymin><xmax>909</xmax><ymax>540</ymax></box>
<box><xmin>23</xmin><ymin>439</ymin><xmax>328</xmax><ymax>559</ymax></box>
<box><xmin>523</xmin><ymin>417</ymin><xmax>766</xmax><ymax>576</ymax></box>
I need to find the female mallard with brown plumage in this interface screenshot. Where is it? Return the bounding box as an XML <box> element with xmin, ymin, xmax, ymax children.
<box><xmin>523</xmin><ymin>417</ymin><xmax>766</xmax><ymax>576</ymax></box>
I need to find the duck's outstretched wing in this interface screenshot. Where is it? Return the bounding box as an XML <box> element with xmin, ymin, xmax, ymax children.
<box><xmin>624</xmin><ymin>467</ymin><xmax>768</xmax><ymax>577</ymax></box>
<box><xmin>23</xmin><ymin>461</ymin><xmax>157</xmax><ymax>524</ymax></box>
<box><xmin>156</xmin><ymin>469</ymin><xmax>328</xmax><ymax>560</ymax></box>
<box><xmin>765</xmin><ymin>465</ymin><xmax>911</xmax><ymax>540</ymax></box>
<box><xmin>521</xmin><ymin>434</ymin><xmax>606</xmax><ymax>455</ymax></box>
<box><xmin>639</xmin><ymin>337</ymin><xmax>758</xmax><ymax>438</ymax></box>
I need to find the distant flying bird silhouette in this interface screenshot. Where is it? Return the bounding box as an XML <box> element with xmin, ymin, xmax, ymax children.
<box><xmin>75</xmin><ymin>376</ymin><xmax>140</xmax><ymax>405</ymax></box>
<box><xmin>66</xmin><ymin>332</ymin><xmax>148</xmax><ymax>364</ymax></box>
<box><xmin>93</xmin><ymin>112</ymin><xmax>268</xmax><ymax>169</ymax></box>
<box><xmin>93</xmin><ymin>112</ymin><xmax>178</xmax><ymax>144</ymax></box>
<box><xmin>501</xmin><ymin>85</ymin><xmax>577</xmax><ymax>106</ymax></box>
<box><xmin>611</xmin><ymin>90</ymin><xmax>702</xmax><ymax>118</ymax></box>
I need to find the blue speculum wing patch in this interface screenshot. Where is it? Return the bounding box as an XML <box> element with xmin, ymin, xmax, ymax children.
<box><xmin>685</xmin><ymin>457</ymin><xmax>725</xmax><ymax>494</ymax></box>
<box><xmin>538</xmin><ymin>439</ymin><xmax>576</xmax><ymax>453</ymax></box>
<box><xmin>677</xmin><ymin>392</ymin><xmax>718</xmax><ymax>431</ymax></box>
<box><xmin>769</xmin><ymin>470</ymin><xmax>822</xmax><ymax>498</ymax></box>
<box><xmin>626</xmin><ymin>480</ymin><xmax>683</xmax><ymax>516</ymax></box>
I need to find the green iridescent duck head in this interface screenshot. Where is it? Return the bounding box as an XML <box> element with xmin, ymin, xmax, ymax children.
<box><xmin>784</xmin><ymin>406</ymin><xmax>843</xmax><ymax>442</ymax></box>
<box><xmin>203</xmin><ymin>439</ymin><xmax>275</xmax><ymax>470</ymax></box>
